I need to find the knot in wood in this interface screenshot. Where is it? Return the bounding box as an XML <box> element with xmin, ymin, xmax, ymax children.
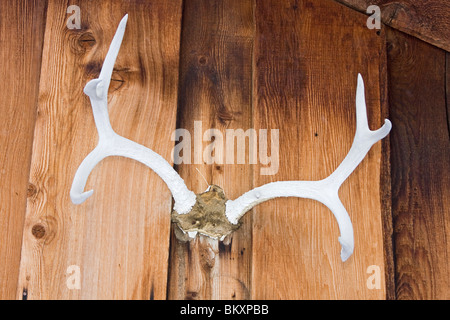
<box><xmin>31</xmin><ymin>224</ymin><xmax>46</xmax><ymax>239</ymax></box>
<box><xmin>27</xmin><ymin>183</ymin><xmax>37</xmax><ymax>198</ymax></box>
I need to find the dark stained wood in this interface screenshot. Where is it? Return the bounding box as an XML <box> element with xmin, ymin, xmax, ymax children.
<box><xmin>334</xmin><ymin>0</ymin><xmax>450</xmax><ymax>52</ymax></box>
<box><xmin>447</xmin><ymin>53</ymin><xmax>450</xmax><ymax>133</ymax></box>
<box><xmin>17</xmin><ymin>0</ymin><xmax>182</xmax><ymax>299</ymax></box>
<box><xmin>0</xmin><ymin>0</ymin><xmax>47</xmax><ymax>300</ymax></box>
<box><xmin>168</xmin><ymin>0</ymin><xmax>254</xmax><ymax>300</ymax></box>
<box><xmin>379</xmin><ymin>35</ymin><xmax>396</xmax><ymax>300</ymax></box>
<box><xmin>386</xmin><ymin>28</ymin><xmax>450</xmax><ymax>300</ymax></box>
<box><xmin>251</xmin><ymin>0</ymin><xmax>388</xmax><ymax>299</ymax></box>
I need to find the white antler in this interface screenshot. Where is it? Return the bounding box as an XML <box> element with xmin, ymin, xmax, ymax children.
<box><xmin>71</xmin><ymin>14</ymin><xmax>391</xmax><ymax>263</ymax></box>
<box><xmin>70</xmin><ymin>15</ymin><xmax>196</xmax><ymax>214</ymax></box>
<box><xmin>225</xmin><ymin>74</ymin><xmax>392</xmax><ymax>261</ymax></box>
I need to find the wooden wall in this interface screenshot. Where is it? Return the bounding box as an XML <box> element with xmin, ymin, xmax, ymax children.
<box><xmin>0</xmin><ymin>0</ymin><xmax>448</xmax><ymax>300</ymax></box>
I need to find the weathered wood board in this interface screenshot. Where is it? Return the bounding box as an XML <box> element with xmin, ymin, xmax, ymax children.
<box><xmin>167</xmin><ymin>0</ymin><xmax>254</xmax><ymax>300</ymax></box>
<box><xmin>386</xmin><ymin>28</ymin><xmax>450</xmax><ymax>300</ymax></box>
<box><xmin>0</xmin><ymin>0</ymin><xmax>47</xmax><ymax>300</ymax></box>
<box><xmin>16</xmin><ymin>0</ymin><xmax>182</xmax><ymax>299</ymax></box>
<box><xmin>251</xmin><ymin>0</ymin><xmax>388</xmax><ymax>299</ymax></box>
<box><xmin>334</xmin><ymin>0</ymin><xmax>450</xmax><ymax>52</ymax></box>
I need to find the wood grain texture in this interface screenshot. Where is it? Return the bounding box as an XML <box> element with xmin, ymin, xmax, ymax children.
<box><xmin>16</xmin><ymin>0</ymin><xmax>182</xmax><ymax>299</ymax></box>
<box><xmin>251</xmin><ymin>0</ymin><xmax>388</xmax><ymax>299</ymax></box>
<box><xmin>386</xmin><ymin>28</ymin><xmax>450</xmax><ymax>300</ymax></box>
<box><xmin>447</xmin><ymin>53</ymin><xmax>450</xmax><ymax>133</ymax></box>
<box><xmin>167</xmin><ymin>0</ymin><xmax>254</xmax><ymax>300</ymax></box>
<box><xmin>379</xmin><ymin>30</ymin><xmax>395</xmax><ymax>300</ymax></box>
<box><xmin>6</xmin><ymin>0</ymin><xmax>448</xmax><ymax>300</ymax></box>
<box><xmin>334</xmin><ymin>0</ymin><xmax>450</xmax><ymax>52</ymax></box>
<box><xmin>0</xmin><ymin>0</ymin><xmax>47</xmax><ymax>300</ymax></box>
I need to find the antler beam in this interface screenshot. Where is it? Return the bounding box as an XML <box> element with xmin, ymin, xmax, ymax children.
<box><xmin>225</xmin><ymin>74</ymin><xmax>392</xmax><ymax>261</ymax></box>
<box><xmin>70</xmin><ymin>15</ymin><xmax>196</xmax><ymax>214</ymax></box>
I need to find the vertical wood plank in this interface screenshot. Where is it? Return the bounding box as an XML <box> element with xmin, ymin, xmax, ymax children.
<box><xmin>17</xmin><ymin>0</ymin><xmax>182</xmax><ymax>299</ymax></box>
<box><xmin>167</xmin><ymin>0</ymin><xmax>254</xmax><ymax>300</ymax></box>
<box><xmin>251</xmin><ymin>0</ymin><xmax>388</xmax><ymax>299</ymax></box>
<box><xmin>0</xmin><ymin>0</ymin><xmax>47</xmax><ymax>300</ymax></box>
<box><xmin>446</xmin><ymin>53</ymin><xmax>450</xmax><ymax>134</ymax></box>
<box><xmin>386</xmin><ymin>28</ymin><xmax>450</xmax><ymax>300</ymax></box>
<box><xmin>379</xmin><ymin>28</ymin><xmax>395</xmax><ymax>300</ymax></box>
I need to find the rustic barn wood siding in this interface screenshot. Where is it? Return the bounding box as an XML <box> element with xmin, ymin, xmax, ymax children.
<box><xmin>0</xmin><ymin>0</ymin><xmax>448</xmax><ymax>300</ymax></box>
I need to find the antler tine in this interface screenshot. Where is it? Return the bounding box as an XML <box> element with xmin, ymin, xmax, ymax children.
<box><xmin>225</xmin><ymin>74</ymin><xmax>392</xmax><ymax>261</ymax></box>
<box><xmin>70</xmin><ymin>15</ymin><xmax>196</xmax><ymax>214</ymax></box>
<box><xmin>82</xmin><ymin>14</ymin><xmax>128</xmax><ymax>141</ymax></box>
<box><xmin>98</xmin><ymin>14</ymin><xmax>128</xmax><ymax>90</ymax></box>
<box><xmin>325</xmin><ymin>73</ymin><xmax>392</xmax><ymax>187</ymax></box>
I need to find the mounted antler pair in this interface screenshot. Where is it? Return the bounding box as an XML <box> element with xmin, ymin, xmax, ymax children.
<box><xmin>70</xmin><ymin>15</ymin><xmax>391</xmax><ymax>262</ymax></box>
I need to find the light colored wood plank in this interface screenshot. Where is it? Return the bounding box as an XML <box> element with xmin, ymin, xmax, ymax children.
<box><xmin>0</xmin><ymin>0</ymin><xmax>47</xmax><ymax>300</ymax></box>
<box><xmin>17</xmin><ymin>0</ymin><xmax>182</xmax><ymax>299</ymax></box>
<box><xmin>167</xmin><ymin>0</ymin><xmax>254</xmax><ymax>300</ymax></box>
<box><xmin>251</xmin><ymin>0</ymin><xmax>387</xmax><ymax>299</ymax></box>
